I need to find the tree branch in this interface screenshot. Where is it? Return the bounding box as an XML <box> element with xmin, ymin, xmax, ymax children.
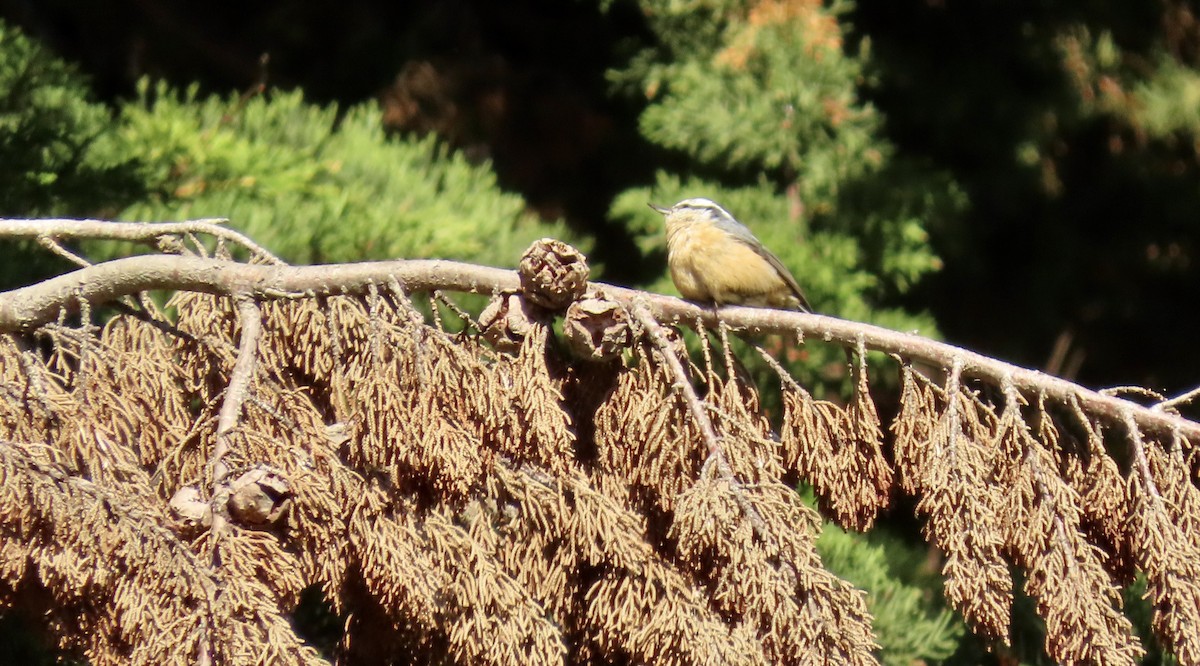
<box><xmin>2</xmin><ymin>217</ymin><xmax>284</xmax><ymax>264</ymax></box>
<box><xmin>201</xmin><ymin>295</ymin><xmax>263</xmax><ymax>664</ymax></box>
<box><xmin>1156</xmin><ymin>384</ymin><xmax>1200</xmax><ymax>413</ymax></box>
<box><xmin>213</xmin><ymin>295</ymin><xmax>263</xmax><ymax>494</ymax></box>
<box><xmin>0</xmin><ymin>252</ymin><xmax>1196</xmax><ymax>442</ymax></box>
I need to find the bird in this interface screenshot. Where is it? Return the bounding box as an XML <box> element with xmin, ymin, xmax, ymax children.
<box><xmin>648</xmin><ymin>197</ymin><xmax>811</xmax><ymax>312</ymax></box>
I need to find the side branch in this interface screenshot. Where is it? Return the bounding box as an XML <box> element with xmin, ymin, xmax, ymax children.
<box><xmin>213</xmin><ymin>295</ymin><xmax>264</xmax><ymax>492</ymax></box>
<box><xmin>207</xmin><ymin>294</ymin><xmax>263</xmax><ymax>554</ymax></box>
<box><xmin>2</xmin><ymin>217</ymin><xmax>284</xmax><ymax>263</ymax></box>
<box><xmin>0</xmin><ymin>254</ymin><xmax>1196</xmax><ymax>442</ymax></box>
<box><xmin>200</xmin><ymin>295</ymin><xmax>263</xmax><ymax>665</ymax></box>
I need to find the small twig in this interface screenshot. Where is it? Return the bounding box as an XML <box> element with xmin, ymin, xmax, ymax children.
<box><xmin>851</xmin><ymin>334</ymin><xmax>870</xmax><ymax>404</ymax></box>
<box><xmin>210</xmin><ymin>294</ymin><xmax>264</xmax><ymax>539</ymax></box>
<box><xmin>75</xmin><ymin>295</ymin><xmax>96</xmax><ymax>384</ymax></box>
<box><xmin>220</xmin><ymin>53</ymin><xmax>269</xmax><ymax>126</ymax></box>
<box><xmin>215</xmin><ymin>238</ymin><xmax>232</xmax><ymax>261</ymax></box>
<box><xmin>258</xmin><ymin>287</ymin><xmax>314</xmax><ymax>300</ymax></box>
<box><xmin>366</xmin><ymin>282</ymin><xmax>384</xmax><ymax>365</ymax></box>
<box><xmin>428</xmin><ymin>293</ymin><xmax>447</xmax><ymax>332</ymax></box>
<box><xmin>16</xmin><ymin>343</ymin><xmax>55</xmax><ymax>418</ymax></box>
<box><xmin>36</xmin><ymin>235</ymin><xmax>91</xmax><ymax>268</ymax></box>
<box><xmin>1</xmin><ymin>218</ymin><xmax>284</xmax><ymax>265</ymax></box>
<box><xmin>1156</xmin><ymin>384</ymin><xmax>1200</xmax><ymax>413</ymax></box>
<box><xmin>631</xmin><ymin>302</ymin><xmax>723</xmax><ymax>460</ymax></box>
<box><xmin>1099</xmin><ymin>385</ymin><xmax>1167</xmax><ymax>402</ymax></box>
<box><xmin>385</xmin><ymin>277</ymin><xmax>429</xmax><ymax>386</ymax></box>
<box><xmin>1123</xmin><ymin>410</ymin><xmax>1164</xmax><ymax>505</ymax></box>
<box><xmin>34</xmin><ymin>323</ymin><xmax>93</xmax><ymax>354</ymax></box>
<box><xmin>1031</xmin><ymin>451</ymin><xmax>1082</xmax><ymax>579</ymax></box>
<box><xmin>184</xmin><ymin>232</ymin><xmax>209</xmax><ymax>259</ymax></box>
<box><xmin>756</xmin><ymin>348</ymin><xmax>804</xmax><ymax>393</ymax></box>
<box><xmin>941</xmin><ymin>358</ymin><xmax>964</xmax><ymax>466</ymax></box>
<box><xmin>108</xmin><ymin>301</ymin><xmax>200</xmax><ymax>344</ymax></box>
<box><xmin>717</xmin><ymin>321</ymin><xmax>738</xmax><ymax>375</ymax></box>
<box><xmin>432</xmin><ymin>290</ymin><xmax>479</xmax><ymax>331</ymax></box>
<box><xmin>1066</xmin><ymin>394</ymin><xmax>1106</xmax><ymax>452</ymax></box>
<box><xmin>245</xmin><ymin>395</ymin><xmax>300</xmax><ymax>434</ymax></box>
<box><xmin>385</xmin><ymin>276</ymin><xmax>428</xmax><ymax>330</ymax></box>
<box><xmin>136</xmin><ymin>290</ymin><xmax>164</xmax><ymax>320</ymax></box>
<box><xmin>697</xmin><ymin>316</ymin><xmax>716</xmax><ymax>384</ymax></box>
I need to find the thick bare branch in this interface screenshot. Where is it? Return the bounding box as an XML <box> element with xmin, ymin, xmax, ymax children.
<box><xmin>0</xmin><ymin>252</ymin><xmax>1196</xmax><ymax>443</ymax></box>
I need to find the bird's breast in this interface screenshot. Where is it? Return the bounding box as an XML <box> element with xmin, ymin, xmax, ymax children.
<box><xmin>666</xmin><ymin>222</ymin><xmax>790</xmax><ymax>305</ymax></box>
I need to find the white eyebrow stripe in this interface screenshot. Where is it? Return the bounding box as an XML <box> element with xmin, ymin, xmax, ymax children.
<box><xmin>675</xmin><ymin>198</ymin><xmax>730</xmax><ymax>216</ymax></box>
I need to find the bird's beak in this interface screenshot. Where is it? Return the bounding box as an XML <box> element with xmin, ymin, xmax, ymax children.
<box><xmin>648</xmin><ymin>203</ymin><xmax>670</xmax><ymax>214</ymax></box>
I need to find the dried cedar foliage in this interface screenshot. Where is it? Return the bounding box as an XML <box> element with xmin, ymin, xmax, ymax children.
<box><xmin>1127</xmin><ymin>429</ymin><xmax>1200</xmax><ymax>665</ymax></box>
<box><xmin>0</xmin><ymin>279</ymin><xmax>1197</xmax><ymax>665</ymax></box>
<box><xmin>777</xmin><ymin>347</ymin><xmax>892</xmax><ymax>532</ymax></box>
<box><xmin>992</xmin><ymin>387</ymin><xmax>1141</xmax><ymax>663</ymax></box>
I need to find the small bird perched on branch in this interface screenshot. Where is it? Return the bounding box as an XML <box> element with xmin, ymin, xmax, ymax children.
<box><xmin>649</xmin><ymin>198</ymin><xmax>811</xmax><ymax>312</ymax></box>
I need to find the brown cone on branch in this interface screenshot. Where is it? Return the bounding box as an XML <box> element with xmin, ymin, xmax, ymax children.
<box><xmin>563</xmin><ymin>295</ymin><xmax>632</xmax><ymax>362</ymax></box>
<box><xmin>479</xmin><ymin>290</ymin><xmax>545</xmax><ymax>353</ymax></box>
<box><xmin>518</xmin><ymin>238</ymin><xmax>589</xmax><ymax>310</ymax></box>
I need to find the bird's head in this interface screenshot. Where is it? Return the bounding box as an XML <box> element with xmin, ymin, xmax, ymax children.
<box><xmin>648</xmin><ymin>198</ymin><xmax>734</xmax><ymax>229</ymax></box>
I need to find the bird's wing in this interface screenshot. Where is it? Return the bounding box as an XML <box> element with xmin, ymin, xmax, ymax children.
<box><xmin>758</xmin><ymin>245</ymin><xmax>812</xmax><ymax>312</ymax></box>
<box><xmin>722</xmin><ymin>224</ymin><xmax>812</xmax><ymax>312</ymax></box>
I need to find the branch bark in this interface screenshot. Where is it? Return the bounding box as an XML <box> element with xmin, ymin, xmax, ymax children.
<box><xmin>211</xmin><ymin>295</ymin><xmax>264</xmax><ymax>530</ymax></box>
<box><xmin>201</xmin><ymin>295</ymin><xmax>263</xmax><ymax>664</ymax></box>
<box><xmin>0</xmin><ymin>252</ymin><xmax>1196</xmax><ymax>442</ymax></box>
<box><xmin>1</xmin><ymin>217</ymin><xmax>283</xmax><ymax>264</ymax></box>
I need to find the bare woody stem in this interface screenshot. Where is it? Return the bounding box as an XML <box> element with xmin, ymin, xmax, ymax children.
<box><xmin>1123</xmin><ymin>410</ymin><xmax>1165</xmax><ymax>505</ymax></box>
<box><xmin>198</xmin><ymin>294</ymin><xmax>263</xmax><ymax>664</ymax></box>
<box><xmin>630</xmin><ymin>301</ymin><xmax>725</xmax><ymax>460</ymax></box>
<box><xmin>213</xmin><ymin>295</ymin><xmax>263</xmax><ymax>492</ymax></box>
<box><xmin>1156</xmin><ymin>384</ymin><xmax>1200</xmax><ymax>413</ymax></box>
<box><xmin>0</xmin><ymin>253</ymin><xmax>1197</xmax><ymax>442</ymax></box>
<box><xmin>1</xmin><ymin>218</ymin><xmax>284</xmax><ymax>264</ymax></box>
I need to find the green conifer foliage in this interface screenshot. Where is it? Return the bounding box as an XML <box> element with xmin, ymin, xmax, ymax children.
<box><xmin>0</xmin><ymin>21</ymin><xmax>147</xmax><ymax>291</ymax></box>
<box><xmin>818</xmin><ymin>523</ymin><xmax>963</xmax><ymax>665</ymax></box>
<box><xmin>609</xmin><ymin>0</ymin><xmax>963</xmax><ymax>335</ymax></box>
<box><xmin>99</xmin><ymin>81</ymin><xmax>578</xmax><ymax>267</ymax></box>
<box><xmin>0</xmin><ymin>22</ymin><xmax>141</xmax><ymax>217</ymax></box>
<box><xmin>0</xmin><ymin>18</ymin><xmax>578</xmax><ymax>275</ymax></box>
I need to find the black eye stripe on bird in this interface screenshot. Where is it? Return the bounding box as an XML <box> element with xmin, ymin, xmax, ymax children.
<box><xmin>648</xmin><ymin>198</ymin><xmax>811</xmax><ymax>312</ymax></box>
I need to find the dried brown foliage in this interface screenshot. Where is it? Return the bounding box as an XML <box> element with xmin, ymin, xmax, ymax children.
<box><xmin>776</xmin><ymin>345</ymin><xmax>892</xmax><ymax>531</ymax></box>
<box><xmin>893</xmin><ymin>363</ymin><xmax>1013</xmax><ymax>645</ymax></box>
<box><xmin>0</xmin><ymin>232</ymin><xmax>1198</xmax><ymax>665</ymax></box>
